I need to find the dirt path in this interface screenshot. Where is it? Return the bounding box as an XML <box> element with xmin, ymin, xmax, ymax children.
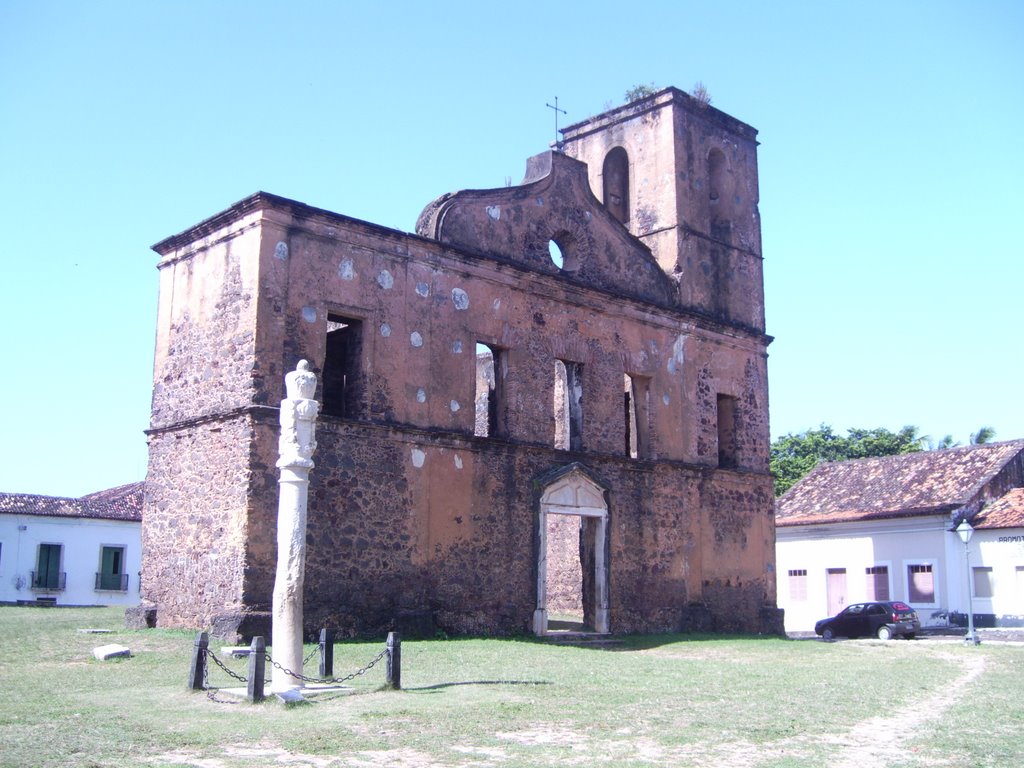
<box><xmin>825</xmin><ymin>652</ymin><xmax>986</xmax><ymax>768</ymax></box>
<box><xmin>657</xmin><ymin>651</ymin><xmax>988</xmax><ymax>768</ymax></box>
<box><xmin>150</xmin><ymin>651</ymin><xmax>990</xmax><ymax>768</ymax></box>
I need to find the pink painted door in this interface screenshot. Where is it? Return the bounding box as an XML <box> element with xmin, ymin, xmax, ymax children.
<box><xmin>827</xmin><ymin>568</ymin><xmax>848</xmax><ymax>616</ymax></box>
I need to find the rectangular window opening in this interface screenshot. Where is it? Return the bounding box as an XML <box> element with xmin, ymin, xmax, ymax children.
<box><xmin>554</xmin><ymin>359</ymin><xmax>583</xmax><ymax>451</ymax></box>
<box><xmin>908</xmin><ymin>564</ymin><xmax>934</xmax><ymax>603</ymax></box>
<box><xmin>716</xmin><ymin>394</ymin><xmax>737</xmax><ymax>468</ymax></box>
<box><xmin>865</xmin><ymin>565</ymin><xmax>890</xmax><ymax>601</ymax></box>
<box><xmin>474</xmin><ymin>343</ymin><xmax>505</xmax><ymax>438</ymax></box>
<box><xmin>97</xmin><ymin>546</ymin><xmax>128</xmax><ymax>591</ymax></box>
<box><xmin>973</xmin><ymin>566</ymin><xmax>994</xmax><ymax>598</ymax></box>
<box><xmin>788</xmin><ymin>569</ymin><xmax>808</xmax><ymax>601</ymax></box>
<box><xmin>322</xmin><ymin>313</ymin><xmax>363</xmax><ymax>418</ymax></box>
<box><xmin>624</xmin><ymin>374</ymin><xmax>650</xmax><ymax>459</ymax></box>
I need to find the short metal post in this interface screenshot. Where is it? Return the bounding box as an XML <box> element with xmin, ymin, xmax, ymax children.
<box><xmin>386</xmin><ymin>631</ymin><xmax>401</xmax><ymax>690</ymax></box>
<box><xmin>187</xmin><ymin>631</ymin><xmax>208</xmax><ymax>691</ymax></box>
<box><xmin>319</xmin><ymin>628</ymin><xmax>334</xmax><ymax>678</ymax></box>
<box><xmin>248</xmin><ymin>636</ymin><xmax>266</xmax><ymax>703</ymax></box>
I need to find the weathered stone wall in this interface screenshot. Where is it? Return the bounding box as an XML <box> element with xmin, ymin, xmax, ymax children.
<box><xmin>293</xmin><ymin>427</ymin><xmax>774</xmax><ymax>637</ymax></box>
<box><xmin>562</xmin><ymin>87</ymin><xmax>765</xmax><ymax>332</ymax></box>
<box><xmin>144</xmin><ymin>192</ymin><xmax>777</xmax><ymax>638</ymax></box>
<box><xmin>142</xmin><ymin>416</ymin><xmax>254</xmax><ymax>628</ymax></box>
<box><xmin>150</xmin><ymin>212</ymin><xmax>264</xmax><ymax>426</ymax></box>
<box><xmin>143</xmin><ymin>90</ymin><xmax>779</xmax><ymax>640</ymax></box>
<box><xmin>252</xmin><ymin>200</ymin><xmax>768</xmax><ymax>470</ymax></box>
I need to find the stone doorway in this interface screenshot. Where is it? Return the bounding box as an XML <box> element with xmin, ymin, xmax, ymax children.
<box><xmin>533</xmin><ymin>466</ymin><xmax>609</xmax><ymax>635</ymax></box>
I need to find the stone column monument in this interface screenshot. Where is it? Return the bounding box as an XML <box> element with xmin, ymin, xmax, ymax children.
<box><xmin>271</xmin><ymin>360</ymin><xmax>319</xmax><ymax>692</ymax></box>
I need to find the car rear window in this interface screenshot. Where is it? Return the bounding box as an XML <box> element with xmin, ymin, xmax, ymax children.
<box><xmin>891</xmin><ymin>602</ymin><xmax>912</xmax><ymax>611</ymax></box>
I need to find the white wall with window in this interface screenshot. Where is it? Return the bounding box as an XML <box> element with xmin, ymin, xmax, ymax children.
<box><xmin>776</xmin><ymin>515</ymin><xmax>958</xmax><ymax>632</ymax></box>
<box><xmin>961</xmin><ymin>525</ymin><xmax>1024</xmax><ymax>625</ymax></box>
<box><xmin>778</xmin><ymin>513</ymin><xmax>1024</xmax><ymax>632</ymax></box>
<box><xmin>0</xmin><ymin>512</ymin><xmax>141</xmax><ymax>606</ymax></box>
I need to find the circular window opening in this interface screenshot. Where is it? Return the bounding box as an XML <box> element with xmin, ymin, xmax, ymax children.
<box><xmin>548</xmin><ymin>235</ymin><xmax>579</xmax><ymax>272</ymax></box>
<box><xmin>548</xmin><ymin>239</ymin><xmax>564</xmax><ymax>269</ymax></box>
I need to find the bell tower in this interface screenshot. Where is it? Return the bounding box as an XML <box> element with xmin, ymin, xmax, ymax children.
<box><xmin>561</xmin><ymin>87</ymin><xmax>765</xmax><ymax>332</ymax></box>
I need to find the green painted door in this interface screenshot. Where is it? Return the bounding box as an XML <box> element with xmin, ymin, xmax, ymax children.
<box><xmin>36</xmin><ymin>544</ymin><xmax>62</xmax><ymax>589</ymax></box>
<box><xmin>99</xmin><ymin>546</ymin><xmax>125</xmax><ymax>590</ymax></box>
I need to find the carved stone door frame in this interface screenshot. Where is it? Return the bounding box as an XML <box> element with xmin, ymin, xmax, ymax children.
<box><xmin>532</xmin><ymin>464</ymin><xmax>610</xmax><ymax>635</ymax></box>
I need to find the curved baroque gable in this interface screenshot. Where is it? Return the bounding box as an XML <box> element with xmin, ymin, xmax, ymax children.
<box><xmin>416</xmin><ymin>151</ymin><xmax>677</xmax><ymax>308</ymax></box>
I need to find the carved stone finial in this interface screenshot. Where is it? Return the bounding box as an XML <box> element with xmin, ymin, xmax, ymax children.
<box><xmin>278</xmin><ymin>360</ymin><xmax>319</xmax><ymax>470</ymax></box>
<box><xmin>285</xmin><ymin>359</ymin><xmax>317</xmax><ymax>401</ymax></box>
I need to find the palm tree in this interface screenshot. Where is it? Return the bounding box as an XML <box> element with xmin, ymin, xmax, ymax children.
<box><xmin>923</xmin><ymin>426</ymin><xmax>996</xmax><ymax>450</ymax></box>
<box><xmin>923</xmin><ymin>434</ymin><xmax>958</xmax><ymax>450</ymax></box>
<box><xmin>970</xmin><ymin>426</ymin><xmax>996</xmax><ymax>444</ymax></box>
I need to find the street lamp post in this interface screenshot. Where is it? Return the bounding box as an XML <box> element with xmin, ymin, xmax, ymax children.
<box><xmin>955</xmin><ymin>519</ymin><xmax>981</xmax><ymax>646</ymax></box>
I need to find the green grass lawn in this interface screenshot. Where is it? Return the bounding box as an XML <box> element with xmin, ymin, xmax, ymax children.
<box><xmin>0</xmin><ymin>606</ymin><xmax>1021</xmax><ymax>767</ymax></box>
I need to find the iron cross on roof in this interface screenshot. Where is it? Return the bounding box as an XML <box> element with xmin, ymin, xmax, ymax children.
<box><xmin>546</xmin><ymin>96</ymin><xmax>566</xmax><ymax>151</ymax></box>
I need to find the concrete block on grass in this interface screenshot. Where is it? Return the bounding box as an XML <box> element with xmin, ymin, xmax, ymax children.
<box><xmin>93</xmin><ymin>644</ymin><xmax>131</xmax><ymax>660</ymax></box>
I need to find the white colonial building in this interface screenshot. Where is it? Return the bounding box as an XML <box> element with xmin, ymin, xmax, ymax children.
<box><xmin>0</xmin><ymin>482</ymin><xmax>143</xmax><ymax>607</ymax></box>
<box><xmin>775</xmin><ymin>441</ymin><xmax>1024</xmax><ymax>633</ymax></box>
<box><xmin>964</xmin><ymin>487</ymin><xmax>1024</xmax><ymax>625</ymax></box>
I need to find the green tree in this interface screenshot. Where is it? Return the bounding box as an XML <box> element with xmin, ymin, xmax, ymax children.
<box><xmin>770</xmin><ymin>425</ymin><xmax>923</xmax><ymax>497</ymax></box>
<box><xmin>922</xmin><ymin>426</ymin><xmax>996</xmax><ymax>450</ymax></box>
<box><xmin>844</xmin><ymin>425</ymin><xmax>926</xmax><ymax>457</ymax></box>
<box><xmin>971</xmin><ymin>426</ymin><xmax>996</xmax><ymax>444</ymax></box>
<box><xmin>926</xmin><ymin>434</ymin><xmax>958</xmax><ymax>450</ymax></box>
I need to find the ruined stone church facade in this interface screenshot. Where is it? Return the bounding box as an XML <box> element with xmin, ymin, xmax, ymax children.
<box><xmin>141</xmin><ymin>87</ymin><xmax>782</xmax><ymax>640</ymax></box>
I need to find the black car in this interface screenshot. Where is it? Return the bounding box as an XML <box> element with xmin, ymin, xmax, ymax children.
<box><xmin>814</xmin><ymin>601</ymin><xmax>921</xmax><ymax>641</ymax></box>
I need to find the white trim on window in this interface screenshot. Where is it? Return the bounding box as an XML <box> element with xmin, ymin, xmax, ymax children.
<box><xmin>788</xmin><ymin>568</ymin><xmax>808</xmax><ymax>601</ymax></box>
<box><xmin>903</xmin><ymin>558</ymin><xmax>940</xmax><ymax>608</ymax></box>
<box><xmin>972</xmin><ymin>566</ymin><xmax>994</xmax><ymax>599</ymax></box>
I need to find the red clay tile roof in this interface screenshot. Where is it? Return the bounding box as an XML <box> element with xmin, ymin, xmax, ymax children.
<box><xmin>776</xmin><ymin>440</ymin><xmax>1024</xmax><ymax>527</ymax></box>
<box><xmin>0</xmin><ymin>481</ymin><xmax>143</xmax><ymax>522</ymax></box>
<box><xmin>973</xmin><ymin>488</ymin><xmax>1024</xmax><ymax>530</ymax></box>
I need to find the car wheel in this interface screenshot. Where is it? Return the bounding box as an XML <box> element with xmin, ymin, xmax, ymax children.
<box><xmin>822</xmin><ymin>627</ymin><xmax>835</xmax><ymax>641</ymax></box>
<box><xmin>877</xmin><ymin>625</ymin><xmax>892</xmax><ymax>640</ymax></box>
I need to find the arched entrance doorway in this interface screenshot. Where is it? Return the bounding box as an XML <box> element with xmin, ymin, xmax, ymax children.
<box><xmin>533</xmin><ymin>465</ymin><xmax>609</xmax><ymax>635</ymax></box>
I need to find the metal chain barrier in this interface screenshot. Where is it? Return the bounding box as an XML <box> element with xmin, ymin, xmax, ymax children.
<box><xmin>202</xmin><ymin>647</ymin><xmax>272</xmax><ymax>701</ymax></box>
<box><xmin>198</xmin><ymin>640</ymin><xmax>390</xmax><ymax>703</ymax></box>
<box><xmin>303</xmin><ymin>644</ymin><xmax>319</xmax><ymax>666</ymax></box>
<box><xmin>265</xmin><ymin>645</ymin><xmax>389</xmax><ymax>686</ymax></box>
<box><xmin>202</xmin><ymin>648</ymin><xmax>239</xmax><ymax>704</ymax></box>
<box><xmin>206</xmin><ymin>647</ymin><xmax>249</xmax><ymax>683</ymax></box>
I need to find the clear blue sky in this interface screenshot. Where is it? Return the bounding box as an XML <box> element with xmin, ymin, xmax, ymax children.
<box><xmin>2</xmin><ymin>1</ymin><xmax>1022</xmax><ymax>497</ymax></box>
